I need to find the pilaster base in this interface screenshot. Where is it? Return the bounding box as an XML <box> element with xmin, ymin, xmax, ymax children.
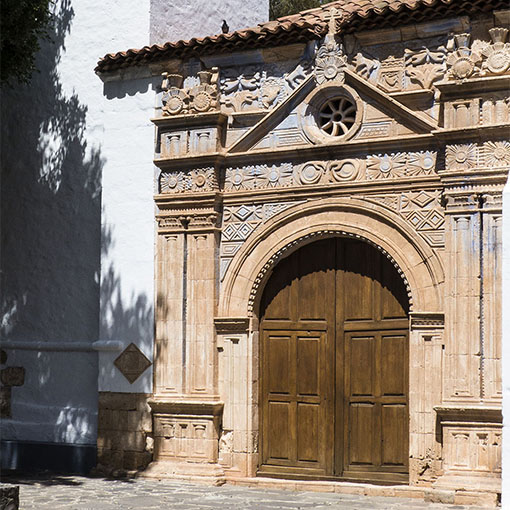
<box><xmin>141</xmin><ymin>459</ymin><xmax>226</xmax><ymax>484</ymax></box>
<box><xmin>147</xmin><ymin>398</ymin><xmax>224</xmax><ymax>482</ymax></box>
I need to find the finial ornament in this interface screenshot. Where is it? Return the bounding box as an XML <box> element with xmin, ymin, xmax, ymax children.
<box><xmin>314</xmin><ymin>8</ymin><xmax>346</xmax><ymax>85</ymax></box>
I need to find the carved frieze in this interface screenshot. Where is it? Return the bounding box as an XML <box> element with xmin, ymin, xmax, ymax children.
<box><xmin>220</xmin><ymin>201</ymin><xmax>302</xmax><ymax>280</ymax></box>
<box><xmin>159</xmin><ymin>167</ymin><xmax>217</xmax><ymax>193</ymax></box>
<box><xmin>364</xmin><ymin>189</ymin><xmax>445</xmax><ymax>248</ymax></box>
<box><xmin>219</xmin><ymin>60</ymin><xmax>312</xmax><ymax>113</ymax></box>
<box><xmin>224</xmin><ymin>153</ymin><xmax>437</xmax><ymax>192</ymax></box>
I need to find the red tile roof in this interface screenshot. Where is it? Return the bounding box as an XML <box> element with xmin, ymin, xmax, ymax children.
<box><xmin>96</xmin><ymin>0</ymin><xmax>504</xmax><ymax>73</ymax></box>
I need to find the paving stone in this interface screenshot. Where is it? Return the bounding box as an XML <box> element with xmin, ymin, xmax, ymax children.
<box><xmin>5</xmin><ymin>474</ymin><xmax>498</xmax><ymax>510</ymax></box>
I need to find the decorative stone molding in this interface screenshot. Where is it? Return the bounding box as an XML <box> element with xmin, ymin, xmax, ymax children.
<box><xmin>214</xmin><ymin>317</ymin><xmax>250</xmax><ymax>335</ymax></box>
<box><xmin>410</xmin><ymin>312</ymin><xmax>445</xmax><ymax>329</ymax></box>
<box><xmin>246</xmin><ymin>229</ymin><xmax>412</xmax><ymax>315</ymax></box>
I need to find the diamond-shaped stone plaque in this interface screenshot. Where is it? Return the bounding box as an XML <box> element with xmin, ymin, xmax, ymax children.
<box><xmin>114</xmin><ymin>343</ymin><xmax>152</xmax><ymax>384</ymax></box>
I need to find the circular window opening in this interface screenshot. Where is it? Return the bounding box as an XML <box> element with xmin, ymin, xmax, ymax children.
<box><xmin>319</xmin><ymin>97</ymin><xmax>356</xmax><ymax>137</ymax></box>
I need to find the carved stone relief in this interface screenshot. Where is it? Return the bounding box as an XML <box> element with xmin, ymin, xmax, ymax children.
<box><xmin>224</xmin><ymin>152</ymin><xmax>437</xmax><ymax>192</ymax></box>
<box><xmin>220</xmin><ymin>202</ymin><xmax>302</xmax><ymax>280</ymax></box>
<box><xmin>114</xmin><ymin>343</ymin><xmax>152</xmax><ymax>384</ymax></box>
<box><xmin>481</xmin><ymin>28</ymin><xmax>510</xmax><ymax>76</ymax></box>
<box><xmin>161</xmin><ymin>69</ymin><xmax>219</xmax><ymax>116</ymax></box>
<box><xmin>219</xmin><ymin>60</ymin><xmax>312</xmax><ymax>113</ymax></box>
<box><xmin>364</xmin><ymin>189</ymin><xmax>445</xmax><ymax>248</ymax></box>
<box><xmin>159</xmin><ymin>167</ymin><xmax>217</xmax><ymax>193</ymax></box>
<box><xmin>405</xmin><ymin>46</ymin><xmax>446</xmax><ymax>89</ymax></box>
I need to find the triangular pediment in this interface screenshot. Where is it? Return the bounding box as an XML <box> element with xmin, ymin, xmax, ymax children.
<box><xmin>227</xmin><ymin>68</ymin><xmax>437</xmax><ymax>154</ymax></box>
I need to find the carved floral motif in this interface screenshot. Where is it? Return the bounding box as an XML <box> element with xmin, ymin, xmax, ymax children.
<box><xmin>405</xmin><ymin>46</ymin><xmax>446</xmax><ymax>89</ymax></box>
<box><xmin>445</xmin><ymin>144</ymin><xmax>478</xmax><ymax>170</ymax></box>
<box><xmin>481</xmin><ymin>28</ymin><xmax>510</xmax><ymax>75</ymax></box>
<box><xmin>407</xmin><ymin>151</ymin><xmax>437</xmax><ymax>176</ymax></box>
<box><xmin>367</xmin><ymin>153</ymin><xmax>407</xmax><ymax>180</ymax></box>
<box><xmin>159</xmin><ymin>167</ymin><xmax>216</xmax><ymax>193</ymax></box>
<box><xmin>446</xmin><ymin>34</ymin><xmax>482</xmax><ymax>80</ymax></box>
<box><xmin>315</xmin><ymin>11</ymin><xmax>346</xmax><ymax>86</ymax></box>
<box><xmin>484</xmin><ymin>141</ymin><xmax>510</xmax><ymax>167</ymax></box>
<box><xmin>161</xmin><ymin>69</ymin><xmax>219</xmax><ymax>116</ymax></box>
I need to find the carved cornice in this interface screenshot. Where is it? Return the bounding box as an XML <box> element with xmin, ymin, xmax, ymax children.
<box><xmin>435</xmin><ymin>74</ymin><xmax>510</xmax><ymax>96</ymax></box>
<box><xmin>156</xmin><ymin>192</ymin><xmax>222</xmax><ymax>233</ymax></box>
<box><xmin>214</xmin><ymin>317</ymin><xmax>250</xmax><ymax>334</ymax></box>
<box><xmin>149</xmin><ymin>399</ymin><xmax>224</xmax><ymax>416</ymax></box>
<box><xmin>410</xmin><ymin>312</ymin><xmax>445</xmax><ymax>329</ymax></box>
<box><xmin>434</xmin><ymin>405</ymin><xmax>502</xmax><ymax>425</ymax></box>
<box><xmin>152</xmin><ymin>111</ymin><xmax>228</xmax><ymax>129</ymax></box>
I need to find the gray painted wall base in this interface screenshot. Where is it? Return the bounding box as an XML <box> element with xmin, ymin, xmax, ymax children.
<box><xmin>1</xmin><ymin>441</ymin><xmax>96</xmax><ymax>475</ymax></box>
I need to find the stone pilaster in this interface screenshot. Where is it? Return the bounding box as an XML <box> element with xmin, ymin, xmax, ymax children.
<box><xmin>214</xmin><ymin>318</ymin><xmax>256</xmax><ymax>477</ymax></box>
<box><xmin>443</xmin><ymin>192</ymin><xmax>481</xmax><ymax>403</ymax></box>
<box><xmin>481</xmin><ymin>192</ymin><xmax>503</xmax><ymax>403</ymax></box>
<box><xmin>147</xmin><ymin>192</ymin><xmax>225</xmax><ymax>480</ymax></box>
<box><xmin>408</xmin><ymin>313</ymin><xmax>444</xmax><ymax>486</ymax></box>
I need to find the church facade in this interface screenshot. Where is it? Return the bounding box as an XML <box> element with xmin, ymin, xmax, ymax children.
<box><xmin>95</xmin><ymin>0</ymin><xmax>509</xmax><ymax>504</ymax></box>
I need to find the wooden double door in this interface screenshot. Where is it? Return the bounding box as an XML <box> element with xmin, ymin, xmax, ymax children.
<box><xmin>259</xmin><ymin>237</ymin><xmax>409</xmax><ymax>483</ymax></box>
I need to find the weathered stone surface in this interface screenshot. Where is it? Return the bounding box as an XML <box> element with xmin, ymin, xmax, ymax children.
<box><xmin>0</xmin><ymin>483</ymin><xmax>19</xmax><ymax>510</ymax></box>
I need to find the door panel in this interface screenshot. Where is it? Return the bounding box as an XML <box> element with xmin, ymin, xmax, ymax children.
<box><xmin>259</xmin><ymin>237</ymin><xmax>409</xmax><ymax>482</ymax></box>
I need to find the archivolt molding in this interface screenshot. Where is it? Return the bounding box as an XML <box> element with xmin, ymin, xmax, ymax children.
<box><xmin>245</xmin><ymin>228</ymin><xmax>412</xmax><ymax>315</ymax></box>
<box><xmin>219</xmin><ymin>197</ymin><xmax>445</xmax><ymax>319</ymax></box>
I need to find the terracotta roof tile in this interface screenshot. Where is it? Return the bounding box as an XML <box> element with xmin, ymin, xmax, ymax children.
<box><xmin>96</xmin><ymin>0</ymin><xmax>505</xmax><ymax>73</ymax></box>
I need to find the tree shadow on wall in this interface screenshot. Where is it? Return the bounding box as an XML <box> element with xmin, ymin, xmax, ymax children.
<box><xmin>0</xmin><ymin>0</ymin><xmax>102</xmax><ymax>474</ymax></box>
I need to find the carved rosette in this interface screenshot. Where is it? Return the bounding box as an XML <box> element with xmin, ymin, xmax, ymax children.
<box><xmin>445</xmin><ymin>144</ymin><xmax>478</xmax><ymax>171</ymax></box>
<box><xmin>407</xmin><ymin>151</ymin><xmax>437</xmax><ymax>176</ymax></box>
<box><xmin>367</xmin><ymin>153</ymin><xmax>407</xmax><ymax>180</ymax></box>
<box><xmin>484</xmin><ymin>141</ymin><xmax>510</xmax><ymax>167</ymax></box>
<box><xmin>259</xmin><ymin>163</ymin><xmax>293</xmax><ymax>188</ymax></box>
<box><xmin>314</xmin><ymin>34</ymin><xmax>347</xmax><ymax>85</ymax></box>
<box><xmin>481</xmin><ymin>28</ymin><xmax>510</xmax><ymax>75</ymax></box>
<box><xmin>446</xmin><ymin>33</ymin><xmax>482</xmax><ymax>80</ymax></box>
<box><xmin>159</xmin><ymin>167</ymin><xmax>216</xmax><ymax>193</ymax></box>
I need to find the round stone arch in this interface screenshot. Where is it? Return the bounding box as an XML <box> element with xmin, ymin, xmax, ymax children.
<box><xmin>219</xmin><ymin>197</ymin><xmax>445</xmax><ymax>319</ymax></box>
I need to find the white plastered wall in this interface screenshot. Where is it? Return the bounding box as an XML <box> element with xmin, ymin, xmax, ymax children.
<box><xmin>150</xmin><ymin>0</ymin><xmax>268</xmax><ymax>45</ymax></box>
<box><xmin>0</xmin><ymin>0</ymin><xmax>154</xmax><ymax>446</ymax></box>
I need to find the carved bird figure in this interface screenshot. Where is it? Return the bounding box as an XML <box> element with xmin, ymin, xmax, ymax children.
<box><xmin>222</xmin><ymin>20</ymin><xmax>229</xmax><ymax>34</ymax></box>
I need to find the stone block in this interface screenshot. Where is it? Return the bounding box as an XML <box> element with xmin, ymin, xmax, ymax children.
<box><xmin>0</xmin><ymin>483</ymin><xmax>19</xmax><ymax>510</ymax></box>
<box><xmin>0</xmin><ymin>367</ymin><xmax>24</xmax><ymax>387</ymax></box>
<box><xmin>0</xmin><ymin>387</ymin><xmax>11</xmax><ymax>418</ymax></box>
<box><xmin>454</xmin><ymin>490</ymin><xmax>499</xmax><ymax>507</ymax></box>
<box><xmin>424</xmin><ymin>489</ymin><xmax>455</xmax><ymax>504</ymax></box>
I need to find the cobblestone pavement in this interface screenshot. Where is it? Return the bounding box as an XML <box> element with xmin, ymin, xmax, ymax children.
<box><xmin>2</xmin><ymin>474</ymin><xmax>497</xmax><ymax>510</ymax></box>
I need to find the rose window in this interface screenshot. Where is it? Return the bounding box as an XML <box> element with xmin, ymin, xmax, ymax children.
<box><xmin>318</xmin><ymin>97</ymin><xmax>356</xmax><ymax>137</ymax></box>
